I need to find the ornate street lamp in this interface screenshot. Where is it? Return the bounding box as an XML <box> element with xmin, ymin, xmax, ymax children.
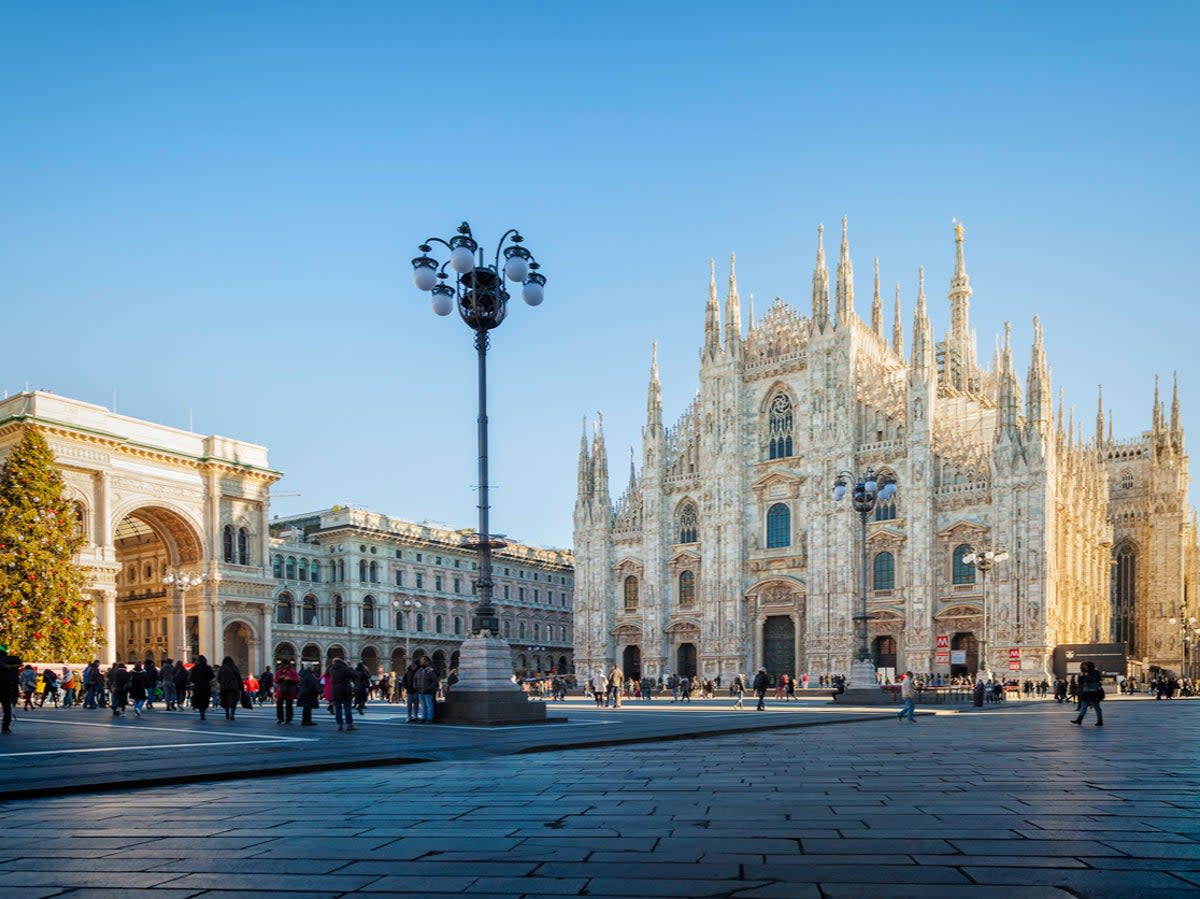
<box><xmin>410</xmin><ymin>222</ymin><xmax>548</xmax><ymax>725</ymax></box>
<box><xmin>1168</xmin><ymin>602</ymin><xmax>1197</xmax><ymax>680</ymax></box>
<box><xmin>832</xmin><ymin>468</ymin><xmax>896</xmax><ymax>690</ymax></box>
<box><xmin>392</xmin><ymin>597</ymin><xmax>422</xmax><ymax>666</ymax></box>
<box><xmin>162</xmin><ymin>569</ymin><xmax>203</xmax><ymax>663</ymax></box>
<box><xmin>963</xmin><ymin>547</ymin><xmax>1008</xmax><ymax>678</ymax></box>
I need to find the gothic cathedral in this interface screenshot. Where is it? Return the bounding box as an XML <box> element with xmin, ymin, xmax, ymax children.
<box><xmin>573</xmin><ymin>221</ymin><xmax>1198</xmax><ymax>684</ymax></box>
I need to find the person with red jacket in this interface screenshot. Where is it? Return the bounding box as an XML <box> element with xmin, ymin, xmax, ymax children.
<box><xmin>274</xmin><ymin>660</ymin><xmax>300</xmax><ymax>724</ymax></box>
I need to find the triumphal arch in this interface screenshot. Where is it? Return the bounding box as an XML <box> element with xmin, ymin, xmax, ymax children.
<box><xmin>0</xmin><ymin>392</ymin><xmax>280</xmax><ymax>670</ymax></box>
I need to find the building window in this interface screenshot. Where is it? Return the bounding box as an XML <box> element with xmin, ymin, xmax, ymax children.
<box><xmin>362</xmin><ymin>597</ymin><xmax>375</xmax><ymax>629</ymax></box>
<box><xmin>273</xmin><ymin>555</ymin><xmax>283</xmax><ymax>578</ymax></box>
<box><xmin>767</xmin><ymin>392</ymin><xmax>794</xmax><ymax>459</ymax></box>
<box><xmin>766</xmin><ymin>503</ymin><xmax>791</xmax><ymax>548</ymax></box>
<box><xmin>873</xmin><ymin>552</ymin><xmax>895</xmax><ymax>590</ymax></box>
<box><xmin>623</xmin><ymin>575</ymin><xmax>639</xmax><ymax>611</ymax></box>
<box><xmin>285</xmin><ymin>557</ymin><xmax>296</xmax><ymax>580</ymax></box>
<box><xmin>416</xmin><ymin>613</ymin><xmax>425</xmax><ymax>632</ymax></box>
<box><xmin>223</xmin><ymin>526</ymin><xmax>234</xmax><ymax>563</ymax></box>
<box><xmin>237</xmin><ymin>527</ymin><xmax>250</xmax><ymax>565</ymax></box>
<box><xmin>359</xmin><ymin>560</ymin><xmax>368</xmax><ymax>583</ymax></box>
<box><xmin>454</xmin><ymin>577</ymin><xmax>461</xmax><ymax>593</ymax></box>
<box><xmin>503</xmin><ymin>585</ymin><xmax>510</xmax><ymax>599</ymax></box>
<box><xmin>678</xmin><ymin>570</ymin><xmax>695</xmax><ymax>607</ymax></box>
<box><xmin>519</xmin><ymin>621</ymin><xmax>526</xmax><ymax>638</ymax></box>
<box><xmin>302</xmin><ymin>594</ymin><xmax>318</xmax><ymax>626</ymax></box>
<box><xmin>395</xmin><ymin>570</ymin><xmax>404</xmax><ymax>587</ymax></box>
<box><xmin>454</xmin><ymin>616</ymin><xmax>462</xmax><ymax>635</ymax></box>
<box><xmin>337</xmin><ymin>559</ymin><xmax>345</xmax><ymax>581</ymax></box>
<box><xmin>435</xmin><ymin>575</ymin><xmax>443</xmax><ymax>592</ymax></box>
<box><xmin>1120</xmin><ymin>470</ymin><xmax>1134</xmax><ymax>490</ymax></box>
<box><xmin>368</xmin><ymin>561</ymin><xmax>377</xmax><ymax>583</ymax></box>
<box><xmin>519</xmin><ymin>587</ymin><xmax>526</xmax><ymax>601</ymax></box>
<box><xmin>874</xmin><ymin>497</ymin><xmax>897</xmax><ymax>521</ymax></box>
<box><xmin>298</xmin><ymin>559</ymin><xmax>308</xmax><ymax>582</ymax></box>
<box><xmin>311</xmin><ymin>562</ymin><xmax>320</xmax><ymax>583</ymax></box>
<box><xmin>504</xmin><ymin>620</ymin><xmax>511</xmax><ymax>637</ymax></box>
<box><xmin>415</xmin><ymin>574</ymin><xmax>423</xmax><ymax>589</ymax></box>
<box><xmin>561</xmin><ymin>626</ymin><xmax>568</xmax><ymax>641</ymax></box>
<box><xmin>276</xmin><ymin>592</ymin><xmax>294</xmax><ymax>625</ymax></box>
<box><xmin>677</xmin><ymin>502</ymin><xmax>698</xmax><ymax>543</ymax></box>
<box><xmin>1112</xmin><ymin>543</ymin><xmax>1138</xmax><ymax>656</ymax></box>
<box><xmin>435</xmin><ymin>615</ymin><xmax>444</xmax><ymax>634</ymax></box>
<box><xmin>396</xmin><ymin>611</ymin><xmax>406</xmax><ymax>631</ymax></box>
<box><xmin>533</xmin><ymin>622</ymin><xmax>541</xmax><ymax>640</ymax></box>
<box><xmin>333</xmin><ymin>595</ymin><xmax>345</xmax><ymax>627</ymax></box>
<box><xmin>952</xmin><ymin>544</ymin><xmax>976</xmax><ymax>585</ymax></box>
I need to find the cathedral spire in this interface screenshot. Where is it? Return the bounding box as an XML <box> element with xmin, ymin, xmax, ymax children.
<box><xmin>576</xmin><ymin>415</ymin><xmax>592</xmax><ymax>501</ymax></box>
<box><xmin>1056</xmin><ymin>388</ymin><xmax>1065</xmax><ymax>445</ymax></box>
<box><xmin>646</xmin><ymin>341</ymin><xmax>662</xmax><ymax>433</ymax></box>
<box><xmin>911</xmin><ymin>267</ymin><xmax>934</xmax><ymax>381</ymax></box>
<box><xmin>892</xmin><ymin>283</ymin><xmax>904</xmax><ymax>357</ymax></box>
<box><xmin>725</xmin><ymin>253</ymin><xmax>742</xmax><ymax>355</ymax></box>
<box><xmin>1026</xmin><ymin>315</ymin><xmax>1052</xmax><ymax>431</ymax></box>
<box><xmin>1171</xmin><ymin>371</ymin><xmax>1182</xmax><ymax>436</ymax></box>
<box><xmin>998</xmin><ymin>321</ymin><xmax>1020</xmax><ymax>437</ymax></box>
<box><xmin>1095</xmin><ymin>385</ymin><xmax>1105</xmax><ymax>447</ymax></box>
<box><xmin>704</xmin><ymin>258</ymin><xmax>720</xmax><ymax>360</ymax></box>
<box><xmin>628</xmin><ymin>446</ymin><xmax>637</xmax><ymax>494</ymax></box>
<box><xmin>871</xmin><ymin>257</ymin><xmax>884</xmax><ymax>337</ymax></box>
<box><xmin>835</xmin><ymin>216</ymin><xmax>854</xmax><ymax>326</ymax></box>
<box><xmin>592</xmin><ymin>412</ymin><xmax>610</xmax><ymax>508</ymax></box>
<box><xmin>1108</xmin><ymin>410</ymin><xmax>1114</xmax><ymax>446</ymax></box>
<box><xmin>1152</xmin><ymin>374</ymin><xmax>1163</xmax><ymax>435</ymax></box>
<box><xmin>947</xmin><ymin>219</ymin><xmax>975</xmax><ymax>391</ymax></box>
<box><xmin>811</xmin><ymin>225</ymin><xmax>829</xmax><ymax>332</ymax></box>
<box><xmin>747</xmin><ymin>293</ymin><xmax>755</xmax><ymax>331</ymax></box>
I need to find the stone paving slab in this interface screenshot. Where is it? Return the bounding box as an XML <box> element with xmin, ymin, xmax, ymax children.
<box><xmin>0</xmin><ymin>699</ymin><xmax>1196</xmax><ymax>898</ymax></box>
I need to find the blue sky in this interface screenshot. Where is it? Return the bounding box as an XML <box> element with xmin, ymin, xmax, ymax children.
<box><xmin>3</xmin><ymin>2</ymin><xmax>1197</xmax><ymax>548</ymax></box>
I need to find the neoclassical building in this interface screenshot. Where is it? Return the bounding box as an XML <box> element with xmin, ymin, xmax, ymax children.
<box><xmin>574</xmin><ymin>222</ymin><xmax>1198</xmax><ymax>684</ymax></box>
<box><xmin>268</xmin><ymin>507</ymin><xmax>575</xmax><ymax>678</ymax></box>
<box><xmin>0</xmin><ymin>392</ymin><xmax>281</xmax><ymax>672</ymax></box>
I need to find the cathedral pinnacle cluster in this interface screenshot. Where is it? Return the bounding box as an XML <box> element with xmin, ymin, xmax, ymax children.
<box><xmin>574</xmin><ymin>220</ymin><xmax>1198</xmax><ymax>685</ymax></box>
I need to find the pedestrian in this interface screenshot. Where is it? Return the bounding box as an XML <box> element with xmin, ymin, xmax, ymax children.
<box><xmin>20</xmin><ymin>665</ymin><xmax>37</xmax><ymax>711</ymax></box>
<box><xmin>403</xmin><ymin>659</ymin><xmax>421</xmax><ymax>722</ymax></box>
<box><xmin>217</xmin><ymin>656</ymin><xmax>242</xmax><ymax>720</ymax></box>
<box><xmin>786</xmin><ymin>675</ymin><xmax>797</xmax><ymax>702</ymax></box>
<box><xmin>732</xmin><ymin>672</ymin><xmax>746</xmax><ymax>709</ymax></box>
<box><xmin>416</xmin><ymin>656</ymin><xmax>439</xmax><ymax>724</ymax></box>
<box><xmin>160</xmin><ymin>660</ymin><xmax>178</xmax><ymax>710</ymax></box>
<box><xmin>1072</xmin><ymin>661</ymin><xmax>1104</xmax><ymax>727</ymax></box>
<box><xmin>38</xmin><ymin>667</ymin><xmax>59</xmax><ymax>708</ymax></box>
<box><xmin>753</xmin><ymin>667</ymin><xmax>770</xmax><ymax>711</ymax></box>
<box><xmin>189</xmin><ymin>655</ymin><xmax>215</xmax><ymax>721</ymax></box>
<box><xmin>143</xmin><ymin>657</ymin><xmax>159</xmax><ymax>709</ymax></box>
<box><xmin>129</xmin><ymin>661</ymin><xmax>148</xmax><ymax>718</ymax></box>
<box><xmin>897</xmin><ymin>670</ymin><xmax>917</xmax><ymax>722</ymax></box>
<box><xmin>330</xmin><ymin>658</ymin><xmax>356</xmax><ymax>731</ymax></box>
<box><xmin>607</xmin><ymin>667</ymin><xmax>625</xmax><ymax>708</ymax></box>
<box><xmin>173</xmin><ymin>660</ymin><xmax>191</xmax><ymax>710</ymax></box>
<box><xmin>353</xmin><ymin>662</ymin><xmax>371</xmax><ymax>715</ymax></box>
<box><xmin>82</xmin><ymin>659</ymin><xmax>100</xmax><ymax>709</ymax></box>
<box><xmin>108</xmin><ymin>662</ymin><xmax>129</xmax><ymax>716</ymax></box>
<box><xmin>297</xmin><ymin>664</ymin><xmax>321</xmax><ymax>726</ymax></box>
<box><xmin>774</xmin><ymin>674</ymin><xmax>786</xmax><ymax>700</ymax></box>
<box><xmin>60</xmin><ymin>667</ymin><xmax>77</xmax><ymax>708</ymax></box>
<box><xmin>274</xmin><ymin>660</ymin><xmax>300</xmax><ymax>724</ymax></box>
<box><xmin>0</xmin><ymin>644</ymin><xmax>21</xmax><ymax>734</ymax></box>
<box><xmin>258</xmin><ymin>666</ymin><xmax>274</xmax><ymax>705</ymax></box>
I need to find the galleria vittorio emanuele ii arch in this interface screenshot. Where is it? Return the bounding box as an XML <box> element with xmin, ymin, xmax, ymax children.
<box><xmin>0</xmin><ymin>392</ymin><xmax>280</xmax><ymax>670</ymax></box>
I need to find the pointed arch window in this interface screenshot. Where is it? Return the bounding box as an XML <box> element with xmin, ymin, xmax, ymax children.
<box><xmin>952</xmin><ymin>544</ymin><xmax>975</xmax><ymax>585</ymax></box>
<box><xmin>223</xmin><ymin>526</ymin><xmax>235</xmax><ymax>563</ymax></box>
<box><xmin>623</xmin><ymin>575</ymin><xmax>639</xmax><ymax>611</ymax></box>
<box><xmin>678</xmin><ymin>570</ymin><xmax>695</xmax><ymax>607</ymax></box>
<box><xmin>1112</xmin><ymin>543</ymin><xmax>1138</xmax><ymax>656</ymax></box>
<box><xmin>237</xmin><ymin>527</ymin><xmax>250</xmax><ymax>565</ymax></box>
<box><xmin>677</xmin><ymin>502</ymin><xmax>698</xmax><ymax>544</ymax></box>
<box><xmin>874</xmin><ymin>477</ymin><xmax>898</xmax><ymax>521</ymax></box>
<box><xmin>873</xmin><ymin>551</ymin><xmax>895</xmax><ymax>591</ymax></box>
<box><xmin>766</xmin><ymin>503</ymin><xmax>791</xmax><ymax>548</ymax></box>
<box><xmin>767</xmin><ymin>392</ymin><xmax>794</xmax><ymax>460</ymax></box>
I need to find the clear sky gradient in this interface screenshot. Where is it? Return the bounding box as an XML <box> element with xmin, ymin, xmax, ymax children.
<box><xmin>3</xmin><ymin>3</ymin><xmax>1197</xmax><ymax>548</ymax></box>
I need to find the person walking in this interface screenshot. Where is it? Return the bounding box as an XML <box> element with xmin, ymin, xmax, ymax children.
<box><xmin>173</xmin><ymin>660</ymin><xmax>191</xmax><ymax>710</ymax></box>
<box><xmin>0</xmin><ymin>645</ymin><xmax>21</xmax><ymax>734</ymax></box>
<box><xmin>403</xmin><ymin>660</ymin><xmax>421</xmax><ymax>722</ymax></box>
<box><xmin>353</xmin><ymin>662</ymin><xmax>371</xmax><ymax>715</ymax></box>
<box><xmin>732</xmin><ymin>672</ymin><xmax>746</xmax><ymax>709</ymax></box>
<box><xmin>188</xmin><ymin>655</ymin><xmax>215</xmax><ymax>721</ymax></box>
<box><xmin>274</xmin><ymin>660</ymin><xmax>300</xmax><ymax>724</ymax></box>
<box><xmin>38</xmin><ymin>667</ymin><xmax>59</xmax><ymax>708</ymax></box>
<box><xmin>607</xmin><ymin>667</ymin><xmax>625</xmax><ymax>708</ymax></box>
<box><xmin>143</xmin><ymin>657</ymin><xmax>159</xmax><ymax>710</ymax></box>
<box><xmin>20</xmin><ymin>665</ymin><xmax>37</xmax><ymax>711</ymax></box>
<box><xmin>1072</xmin><ymin>661</ymin><xmax>1105</xmax><ymax>727</ymax></box>
<box><xmin>160</xmin><ymin>660</ymin><xmax>178</xmax><ymax>711</ymax></box>
<box><xmin>217</xmin><ymin>656</ymin><xmax>242</xmax><ymax>720</ymax></box>
<box><xmin>297</xmin><ymin>664</ymin><xmax>321</xmax><ymax>726</ymax></box>
<box><xmin>258</xmin><ymin>666</ymin><xmax>274</xmax><ymax>705</ymax></box>
<box><xmin>416</xmin><ymin>656</ymin><xmax>439</xmax><ymax>724</ymax></box>
<box><xmin>82</xmin><ymin>660</ymin><xmax>100</xmax><ymax>709</ymax></box>
<box><xmin>128</xmin><ymin>662</ymin><xmax>148</xmax><ymax>718</ymax></box>
<box><xmin>330</xmin><ymin>658</ymin><xmax>356</xmax><ymax>731</ymax></box>
<box><xmin>108</xmin><ymin>662</ymin><xmax>130</xmax><ymax>717</ymax></box>
<box><xmin>753</xmin><ymin>668</ymin><xmax>770</xmax><ymax>711</ymax></box>
<box><xmin>897</xmin><ymin>670</ymin><xmax>917</xmax><ymax>722</ymax></box>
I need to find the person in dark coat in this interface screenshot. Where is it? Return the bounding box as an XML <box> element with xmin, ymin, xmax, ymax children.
<box><xmin>416</xmin><ymin>657</ymin><xmax>439</xmax><ymax>723</ymax></box>
<box><xmin>403</xmin><ymin>661</ymin><xmax>421</xmax><ymax>722</ymax></box>
<box><xmin>143</xmin><ymin>658</ymin><xmax>159</xmax><ymax>709</ymax></box>
<box><xmin>274</xmin><ymin>661</ymin><xmax>300</xmax><ymax>724</ymax></box>
<box><xmin>188</xmin><ymin>655</ymin><xmax>214</xmax><ymax>721</ymax></box>
<box><xmin>0</xmin><ymin>644</ymin><xmax>21</xmax><ymax>734</ymax></box>
<box><xmin>108</xmin><ymin>663</ymin><xmax>130</xmax><ymax>717</ymax></box>
<box><xmin>752</xmin><ymin>668</ymin><xmax>770</xmax><ymax>711</ymax></box>
<box><xmin>297</xmin><ymin>664</ymin><xmax>321</xmax><ymax>726</ymax></box>
<box><xmin>1073</xmin><ymin>661</ymin><xmax>1105</xmax><ymax>727</ymax></box>
<box><xmin>258</xmin><ymin>666</ymin><xmax>274</xmax><ymax>705</ymax></box>
<box><xmin>128</xmin><ymin>662</ymin><xmax>148</xmax><ymax>718</ymax></box>
<box><xmin>329</xmin><ymin>658</ymin><xmax>356</xmax><ymax>731</ymax></box>
<box><xmin>353</xmin><ymin>662</ymin><xmax>371</xmax><ymax>714</ymax></box>
<box><xmin>217</xmin><ymin>657</ymin><xmax>242</xmax><ymax>720</ymax></box>
<box><xmin>173</xmin><ymin>660</ymin><xmax>191</xmax><ymax>710</ymax></box>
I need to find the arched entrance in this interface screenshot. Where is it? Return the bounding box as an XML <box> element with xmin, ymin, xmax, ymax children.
<box><xmin>274</xmin><ymin>642</ymin><xmax>297</xmax><ymax>666</ymax></box>
<box><xmin>951</xmin><ymin>632</ymin><xmax>978</xmax><ymax>677</ymax></box>
<box><xmin>222</xmin><ymin>621</ymin><xmax>253</xmax><ymax>674</ymax></box>
<box><xmin>391</xmin><ymin>647</ymin><xmax>406</xmax><ymax>673</ymax></box>
<box><xmin>676</xmin><ymin>643</ymin><xmax>697</xmax><ymax>679</ymax></box>
<box><xmin>326</xmin><ymin>644</ymin><xmax>347</xmax><ymax>665</ymax></box>
<box><xmin>872</xmin><ymin>635</ymin><xmax>898</xmax><ymax>673</ymax></box>
<box><xmin>558</xmin><ymin>655</ymin><xmax>568</xmax><ymax>674</ymax></box>
<box><xmin>361</xmin><ymin>645</ymin><xmax>379</xmax><ymax>674</ymax></box>
<box><xmin>450</xmin><ymin>650</ymin><xmax>460</xmax><ymax>673</ymax></box>
<box><xmin>432</xmin><ymin>650</ymin><xmax>447</xmax><ymax>676</ymax></box>
<box><xmin>622</xmin><ymin>645</ymin><xmax>642</xmax><ymax>680</ymax></box>
<box><xmin>301</xmin><ymin>643</ymin><xmax>322</xmax><ymax>668</ymax></box>
<box><xmin>762</xmin><ymin>615</ymin><xmax>795</xmax><ymax>678</ymax></box>
<box><xmin>113</xmin><ymin>505</ymin><xmax>204</xmax><ymax>665</ymax></box>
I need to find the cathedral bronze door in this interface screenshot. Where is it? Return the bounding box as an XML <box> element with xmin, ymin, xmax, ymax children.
<box><xmin>951</xmin><ymin>632</ymin><xmax>978</xmax><ymax>677</ymax></box>
<box><xmin>622</xmin><ymin>645</ymin><xmax>641</xmax><ymax>680</ymax></box>
<box><xmin>676</xmin><ymin>643</ymin><xmax>697</xmax><ymax>678</ymax></box>
<box><xmin>763</xmin><ymin>615</ymin><xmax>795</xmax><ymax>678</ymax></box>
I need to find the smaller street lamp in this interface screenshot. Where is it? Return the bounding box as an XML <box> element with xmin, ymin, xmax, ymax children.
<box><xmin>393</xmin><ymin>598</ymin><xmax>423</xmax><ymax>666</ymax></box>
<box><xmin>962</xmin><ymin>548</ymin><xmax>1008</xmax><ymax>678</ymax></box>
<box><xmin>162</xmin><ymin>569</ymin><xmax>203</xmax><ymax>663</ymax></box>
<box><xmin>1167</xmin><ymin>602</ymin><xmax>1197</xmax><ymax>681</ymax></box>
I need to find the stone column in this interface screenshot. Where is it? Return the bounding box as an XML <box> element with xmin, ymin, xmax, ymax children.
<box><xmin>792</xmin><ymin>611</ymin><xmax>803</xmax><ymax>678</ymax></box>
<box><xmin>753</xmin><ymin>614</ymin><xmax>764</xmax><ymax>672</ymax></box>
<box><xmin>97</xmin><ymin>588</ymin><xmax>118</xmax><ymax>664</ymax></box>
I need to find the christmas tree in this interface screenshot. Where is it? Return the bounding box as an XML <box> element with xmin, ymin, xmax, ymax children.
<box><xmin>0</xmin><ymin>426</ymin><xmax>100</xmax><ymax>661</ymax></box>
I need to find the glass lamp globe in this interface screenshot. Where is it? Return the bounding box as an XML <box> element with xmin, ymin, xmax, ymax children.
<box><xmin>431</xmin><ymin>289</ymin><xmax>454</xmax><ymax>316</ymax></box>
<box><xmin>504</xmin><ymin>255</ymin><xmax>529</xmax><ymax>283</ymax></box>
<box><xmin>450</xmin><ymin>246</ymin><xmax>476</xmax><ymax>274</ymax></box>
<box><xmin>832</xmin><ymin>484</ymin><xmax>846</xmax><ymax>501</ymax></box>
<box><xmin>522</xmin><ymin>273</ymin><xmax>545</xmax><ymax>306</ymax></box>
<box><xmin>864</xmin><ymin>477</ymin><xmax>877</xmax><ymax>494</ymax></box>
<box><xmin>878</xmin><ymin>482</ymin><xmax>896</xmax><ymax>501</ymax></box>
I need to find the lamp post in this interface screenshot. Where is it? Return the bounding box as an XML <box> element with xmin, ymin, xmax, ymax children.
<box><xmin>962</xmin><ymin>547</ymin><xmax>1008</xmax><ymax>678</ymax></box>
<box><xmin>832</xmin><ymin>468</ymin><xmax>896</xmax><ymax>693</ymax></box>
<box><xmin>393</xmin><ymin>598</ymin><xmax>422</xmax><ymax>666</ymax></box>
<box><xmin>162</xmin><ymin>569</ymin><xmax>202</xmax><ymax>663</ymax></box>
<box><xmin>410</xmin><ymin>221</ymin><xmax>548</xmax><ymax>725</ymax></box>
<box><xmin>1167</xmin><ymin>602</ymin><xmax>1197</xmax><ymax>681</ymax></box>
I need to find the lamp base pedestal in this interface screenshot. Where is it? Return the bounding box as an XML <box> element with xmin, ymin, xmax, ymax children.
<box><xmin>438</xmin><ymin>633</ymin><xmax>557</xmax><ymax>726</ymax></box>
<box><xmin>832</xmin><ymin>659</ymin><xmax>894</xmax><ymax>706</ymax></box>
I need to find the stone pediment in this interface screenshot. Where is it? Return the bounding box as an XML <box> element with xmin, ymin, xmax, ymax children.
<box><xmin>664</xmin><ymin>619</ymin><xmax>701</xmax><ymax>635</ymax></box>
<box><xmin>937</xmin><ymin>519</ymin><xmax>990</xmax><ymax>541</ymax></box>
<box><xmin>867</xmin><ymin>526</ymin><xmax>906</xmax><ymax>548</ymax></box>
<box><xmin>612</xmin><ymin>556</ymin><xmax>644</xmax><ymax>576</ymax></box>
<box><xmin>750</xmin><ymin>470</ymin><xmax>805</xmax><ymax>501</ymax></box>
<box><xmin>935</xmin><ymin>604</ymin><xmax>981</xmax><ymax>619</ymax></box>
<box><xmin>611</xmin><ymin>622</ymin><xmax>643</xmax><ymax>638</ymax></box>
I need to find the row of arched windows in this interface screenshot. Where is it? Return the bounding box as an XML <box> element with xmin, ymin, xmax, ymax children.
<box><xmin>272</xmin><ymin>555</ymin><xmax>323</xmax><ymax>583</ymax></box>
<box><xmin>222</xmin><ymin>526</ymin><xmax>252</xmax><ymax>565</ymax></box>
<box><xmin>622</xmin><ymin>572</ymin><xmax>697</xmax><ymax>610</ymax></box>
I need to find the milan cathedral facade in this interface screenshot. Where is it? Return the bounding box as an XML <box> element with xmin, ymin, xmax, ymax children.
<box><xmin>573</xmin><ymin>221</ymin><xmax>1198</xmax><ymax>684</ymax></box>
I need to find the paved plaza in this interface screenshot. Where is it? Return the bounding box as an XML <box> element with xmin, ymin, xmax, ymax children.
<box><xmin>0</xmin><ymin>697</ymin><xmax>1197</xmax><ymax>898</ymax></box>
